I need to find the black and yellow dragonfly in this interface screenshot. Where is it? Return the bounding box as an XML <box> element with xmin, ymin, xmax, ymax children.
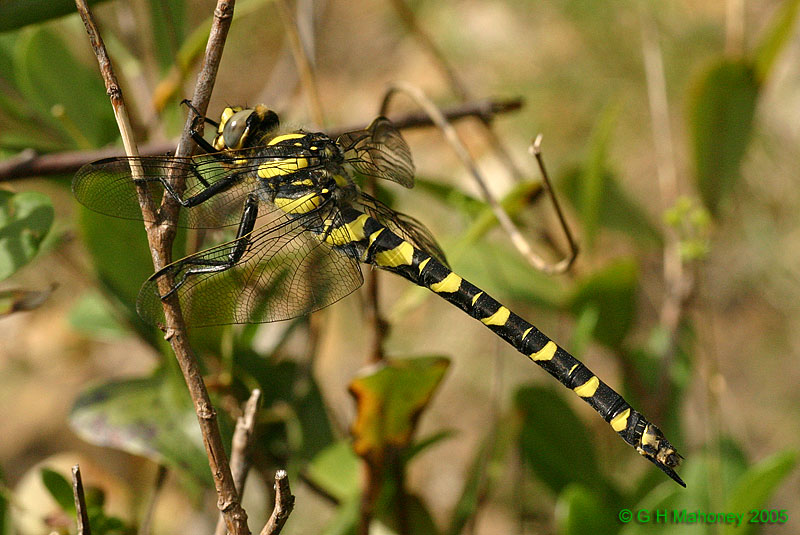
<box><xmin>73</xmin><ymin>105</ymin><xmax>684</xmax><ymax>486</ymax></box>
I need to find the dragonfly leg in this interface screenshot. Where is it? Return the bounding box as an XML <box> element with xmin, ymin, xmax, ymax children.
<box><xmin>181</xmin><ymin>99</ymin><xmax>220</xmax><ymax>128</ymax></box>
<box><xmin>157</xmin><ymin>169</ymin><xmax>246</xmax><ymax>208</ymax></box>
<box><xmin>155</xmin><ymin>193</ymin><xmax>260</xmax><ymax>299</ymax></box>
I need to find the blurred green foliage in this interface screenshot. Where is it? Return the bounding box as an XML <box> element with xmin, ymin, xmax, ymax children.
<box><xmin>1</xmin><ymin>1</ymin><xmax>799</xmax><ymax>534</ymax></box>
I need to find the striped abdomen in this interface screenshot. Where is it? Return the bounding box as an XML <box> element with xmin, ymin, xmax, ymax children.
<box><xmin>327</xmin><ymin>206</ymin><xmax>684</xmax><ymax>486</ymax></box>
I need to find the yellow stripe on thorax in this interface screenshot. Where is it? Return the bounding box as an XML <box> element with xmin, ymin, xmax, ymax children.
<box><xmin>274</xmin><ymin>190</ymin><xmax>325</xmax><ymax>214</ymax></box>
<box><xmin>268</xmin><ymin>133</ymin><xmax>307</xmax><ymax>145</ymax></box>
<box><xmin>258</xmin><ymin>157</ymin><xmax>309</xmax><ymax>179</ymax></box>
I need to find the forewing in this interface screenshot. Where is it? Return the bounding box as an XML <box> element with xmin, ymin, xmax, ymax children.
<box><xmin>338</xmin><ymin>117</ymin><xmax>415</xmax><ymax>188</ymax></box>
<box><xmin>73</xmin><ymin>149</ymin><xmax>314</xmax><ymax>229</ymax></box>
<box><xmin>360</xmin><ymin>193</ymin><xmax>449</xmax><ymax>268</ymax></box>
<box><xmin>137</xmin><ymin>207</ymin><xmax>364</xmax><ymax>326</ymax></box>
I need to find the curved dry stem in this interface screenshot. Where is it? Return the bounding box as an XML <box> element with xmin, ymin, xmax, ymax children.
<box><xmin>529</xmin><ymin>135</ymin><xmax>578</xmax><ymax>274</ymax></box>
<box><xmin>387</xmin><ymin>0</ymin><xmax>526</xmax><ymax>183</ymax></box>
<box><xmin>380</xmin><ymin>82</ymin><xmax>576</xmax><ymax>274</ymax></box>
<box><xmin>277</xmin><ymin>0</ymin><xmax>325</xmax><ymax>126</ymax></box>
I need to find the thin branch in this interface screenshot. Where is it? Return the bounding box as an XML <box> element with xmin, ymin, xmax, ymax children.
<box><xmin>0</xmin><ymin>98</ymin><xmax>521</xmax><ymax>181</ymax></box>
<box><xmin>639</xmin><ymin>8</ymin><xmax>694</xmax><ymax>413</ymax></box>
<box><xmin>277</xmin><ymin>0</ymin><xmax>325</xmax><ymax>126</ymax></box>
<box><xmin>71</xmin><ymin>465</ymin><xmax>91</xmax><ymax>535</ymax></box>
<box><xmin>388</xmin><ymin>0</ymin><xmax>526</xmax><ymax>183</ymax></box>
<box><xmin>529</xmin><ymin>135</ymin><xmax>579</xmax><ymax>273</ymax></box>
<box><xmin>138</xmin><ymin>465</ymin><xmax>168</xmax><ymax>535</ymax></box>
<box><xmin>381</xmin><ymin>83</ymin><xmax>574</xmax><ymax>274</ymax></box>
<box><xmin>259</xmin><ymin>471</ymin><xmax>295</xmax><ymax>535</ymax></box>
<box><xmin>73</xmin><ymin>2</ymin><xmax>250</xmax><ymax>534</ymax></box>
<box><xmin>215</xmin><ymin>389</ymin><xmax>262</xmax><ymax>535</ymax></box>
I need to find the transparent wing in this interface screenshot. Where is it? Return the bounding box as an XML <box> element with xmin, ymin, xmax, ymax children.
<box><xmin>359</xmin><ymin>193</ymin><xmax>449</xmax><ymax>267</ymax></box>
<box><xmin>337</xmin><ymin>117</ymin><xmax>415</xmax><ymax>188</ymax></box>
<box><xmin>136</xmin><ymin>205</ymin><xmax>364</xmax><ymax>326</ymax></box>
<box><xmin>72</xmin><ymin>148</ymin><xmax>320</xmax><ymax>229</ymax></box>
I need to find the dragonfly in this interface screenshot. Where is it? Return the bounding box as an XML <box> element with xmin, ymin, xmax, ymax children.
<box><xmin>73</xmin><ymin>104</ymin><xmax>684</xmax><ymax>486</ymax></box>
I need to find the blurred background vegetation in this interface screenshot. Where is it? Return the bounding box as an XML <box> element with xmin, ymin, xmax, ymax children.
<box><xmin>1</xmin><ymin>0</ymin><xmax>799</xmax><ymax>533</ymax></box>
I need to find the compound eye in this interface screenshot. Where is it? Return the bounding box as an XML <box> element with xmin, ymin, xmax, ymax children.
<box><xmin>223</xmin><ymin>109</ymin><xmax>254</xmax><ymax>148</ymax></box>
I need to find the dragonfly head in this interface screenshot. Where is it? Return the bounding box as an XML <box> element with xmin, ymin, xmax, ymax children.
<box><xmin>213</xmin><ymin>105</ymin><xmax>280</xmax><ymax>151</ymax></box>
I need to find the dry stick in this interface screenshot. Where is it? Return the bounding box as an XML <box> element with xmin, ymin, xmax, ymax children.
<box><xmin>260</xmin><ymin>471</ymin><xmax>295</xmax><ymax>535</ymax></box>
<box><xmin>380</xmin><ymin>83</ymin><xmax>576</xmax><ymax>274</ymax></box>
<box><xmin>639</xmin><ymin>10</ymin><xmax>693</xmax><ymax>415</ymax></box>
<box><xmin>529</xmin><ymin>135</ymin><xmax>579</xmax><ymax>273</ymax></box>
<box><xmin>71</xmin><ymin>465</ymin><xmax>91</xmax><ymax>535</ymax></box>
<box><xmin>388</xmin><ymin>0</ymin><xmax>526</xmax><ymax>183</ymax></box>
<box><xmin>277</xmin><ymin>0</ymin><xmax>325</xmax><ymax>127</ymax></box>
<box><xmin>138</xmin><ymin>465</ymin><xmax>168</xmax><ymax>535</ymax></box>
<box><xmin>215</xmin><ymin>389</ymin><xmax>263</xmax><ymax>535</ymax></box>
<box><xmin>73</xmin><ymin>2</ymin><xmax>250</xmax><ymax>534</ymax></box>
<box><xmin>0</xmin><ymin>98</ymin><xmax>521</xmax><ymax>181</ymax></box>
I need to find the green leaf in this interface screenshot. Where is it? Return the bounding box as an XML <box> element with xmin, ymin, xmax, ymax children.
<box><xmin>0</xmin><ymin>190</ymin><xmax>53</xmax><ymax>281</ymax></box>
<box><xmin>555</xmin><ymin>484</ymin><xmax>617</xmax><ymax>535</ymax></box>
<box><xmin>321</xmin><ymin>496</ymin><xmax>359</xmax><ymax>535</ymax></box>
<box><xmin>445</xmin><ymin>430</ymin><xmax>493</xmax><ymax>535</ymax></box>
<box><xmin>78</xmin><ymin>207</ymin><xmax>169</xmax><ymax>343</ymax></box>
<box><xmin>148</xmin><ymin>0</ymin><xmax>186</xmax><ymax>72</ymax></box>
<box><xmin>0</xmin><ymin>284</ymin><xmax>56</xmax><ymax>316</ymax></box>
<box><xmin>349</xmin><ymin>356</ymin><xmax>450</xmax><ymax>467</ymax></box>
<box><xmin>448</xmin><ymin>179</ymin><xmax>543</xmax><ymax>260</ymax></box>
<box><xmin>0</xmin><ymin>0</ymin><xmax>111</xmax><ymax>32</ymax></box>
<box><xmin>377</xmin><ymin>493</ymin><xmax>439</xmax><ymax>535</ymax></box>
<box><xmin>569</xmin><ymin>258</ymin><xmax>638</xmax><ymax>349</ymax></box>
<box><xmin>413</xmin><ymin>176</ymin><xmax>485</xmax><ymax>217</ymax></box>
<box><xmin>579</xmin><ymin>103</ymin><xmax>620</xmax><ymax>250</ymax></box>
<box><xmin>514</xmin><ymin>386</ymin><xmax>605</xmax><ymax>494</ymax></box>
<box><xmin>723</xmin><ymin>450</ymin><xmax>798</xmax><ymax>535</ymax></box>
<box><xmin>14</xmin><ymin>27</ymin><xmax>118</xmax><ymax>149</ymax></box>
<box><xmin>688</xmin><ymin>59</ymin><xmax>759</xmax><ymax>216</ymax></box>
<box><xmin>0</xmin><ymin>466</ymin><xmax>7</xmax><ymax>535</ymax></box>
<box><xmin>754</xmin><ymin>0</ymin><xmax>800</xmax><ymax>83</ymax></box>
<box><xmin>236</xmin><ymin>348</ymin><xmax>336</xmax><ymax>462</ymax></box>
<box><xmin>560</xmin><ymin>166</ymin><xmax>662</xmax><ymax>246</ymax></box>
<box><xmin>69</xmin><ymin>371</ymin><xmax>210</xmax><ymax>483</ymax></box>
<box><xmin>405</xmin><ymin>430</ymin><xmax>455</xmax><ymax>462</ymax></box>
<box><xmin>40</xmin><ymin>468</ymin><xmax>75</xmax><ymax>514</ymax></box>
<box><xmin>305</xmin><ymin>441</ymin><xmax>361</xmax><ymax>502</ymax></box>
<box><xmin>68</xmin><ymin>291</ymin><xmax>128</xmax><ymax>339</ymax></box>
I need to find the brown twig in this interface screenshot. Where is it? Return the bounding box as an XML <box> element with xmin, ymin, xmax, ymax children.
<box><xmin>138</xmin><ymin>465</ymin><xmax>168</xmax><ymax>535</ymax></box>
<box><xmin>277</xmin><ymin>0</ymin><xmax>325</xmax><ymax>126</ymax></box>
<box><xmin>73</xmin><ymin>2</ymin><xmax>250</xmax><ymax>534</ymax></box>
<box><xmin>71</xmin><ymin>465</ymin><xmax>91</xmax><ymax>535</ymax></box>
<box><xmin>0</xmin><ymin>98</ymin><xmax>521</xmax><ymax>181</ymax></box>
<box><xmin>529</xmin><ymin>135</ymin><xmax>579</xmax><ymax>273</ymax></box>
<box><xmin>387</xmin><ymin>0</ymin><xmax>526</xmax><ymax>183</ymax></box>
<box><xmin>215</xmin><ymin>389</ymin><xmax>262</xmax><ymax>535</ymax></box>
<box><xmin>381</xmin><ymin>83</ymin><xmax>574</xmax><ymax>274</ymax></box>
<box><xmin>259</xmin><ymin>471</ymin><xmax>295</xmax><ymax>535</ymax></box>
<box><xmin>639</xmin><ymin>8</ymin><xmax>694</xmax><ymax>417</ymax></box>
